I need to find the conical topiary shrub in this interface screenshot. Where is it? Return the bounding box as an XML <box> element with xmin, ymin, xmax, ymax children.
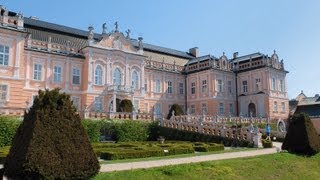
<box><xmin>118</xmin><ymin>99</ymin><xmax>133</xmax><ymax>112</ymax></box>
<box><xmin>282</xmin><ymin>113</ymin><xmax>320</xmax><ymax>156</ymax></box>
<box><xmin>167</xmin><ymin>104</ymin><xmax>184</xmax><ymax>119</ymax></box>
<box><xmin>4</xmin><ymin>88</ymin><xmax>100</xmax><ymax>179</ymax></box>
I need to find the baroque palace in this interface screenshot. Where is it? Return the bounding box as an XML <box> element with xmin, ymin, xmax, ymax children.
<box><xmin>0</xmin><ymin>6</ymin><xmax>289</xmax><ymax>120</ymax></box>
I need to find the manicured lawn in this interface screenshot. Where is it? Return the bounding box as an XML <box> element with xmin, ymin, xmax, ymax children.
<box><xmin>94</xmin><ymin>152</ymin><xmax>320</xmax><ymax>180</ymax></box>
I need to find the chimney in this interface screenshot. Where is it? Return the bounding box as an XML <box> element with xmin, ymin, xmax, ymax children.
<box><xmin>233</xmin><ymin>52</ymin><xmax>239</xmax><ymax>59</ymax></box>
<box><xmin>189</xmin><ymin>47</ymin><xmax>199</xmax><ymax>57</ymax></box>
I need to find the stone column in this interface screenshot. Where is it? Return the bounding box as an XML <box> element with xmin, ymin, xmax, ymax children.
<box><xmin>125</xmin><ymin>57</ymin><xmax>129</xmax><ymax>87</ymax></box>
<box><xmin>112</xmin><ymin>94</ymin><xmax>116</xmax><ymax>112</ymax></box>
<box><xmin>141</xmin><ymin>61</ymin><xmax>145</xmax><ymax>94</ymax></box>
<box><xmin>87</xmin><ymin>49</ymin><xmax>93</xmax><ymax>92</ymax></box>
<box><xmin>65</xmin><ymin>60</ymin><xmax>70</xmax><ymax>93</ymax></box>
<box><xmin>25</xmin><ymin>52</ymin><xmax>30</xmax><ymax>88</ymax></box>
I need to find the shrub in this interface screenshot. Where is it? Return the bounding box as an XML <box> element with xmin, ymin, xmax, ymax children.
<box><xmin>167</xmin><ymin>104</ymin><xmax>184</xmax><ymax>119</ymax></box>
<box><xmin>3</xmin><ymin>89</ymin><xmax>100</xmax><ymax>179</ymax></box>
<box><xmin>114</xmin><ymin>120</ymin><xmax>150</xmax><ymax>142</ymax></box>
<box><xmin>262</xmin><ymin>139</ymin><xmax>273</xmax><ymax>148</ymax></box>
<box><xmin>282</xmin><ymin>113</ymin><xmax>320</xmax><ymax>156</ymax></box>
<box><xmin>0</xmin><ymin>116</ymin><xmax>21</xmax><ymax>147</ymax></box>
<box><xmin>0</xmin><ymin>146</ymin><xmax>10</xmax><ymax>164</ymax></box>
<box><xmin>118</xmin><ymin>99</ymin><xmax>133</xmax><ymax>112</ymax></box>
<box><xmin>82</xmin><ymin>119</ymin><xmax>102</xmax><ymax>142</ymax></box>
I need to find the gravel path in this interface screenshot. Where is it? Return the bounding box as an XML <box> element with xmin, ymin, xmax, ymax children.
<box><xmin>0</xmin><ymin>142</ymin><xmax>282</xmax><ymax>173</ymax></box>
<box><xmin>100</xmin><ymin>142</ymin><xmax>282</xmax><ymax>172</ymax></box>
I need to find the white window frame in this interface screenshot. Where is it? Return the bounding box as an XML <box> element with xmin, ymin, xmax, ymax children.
<box><xmin>155</xmin><ymin>79</ymin><xmax>161</xmax><ymax>93</ymax></box>
<box><xmin>94</xmin><ymin>65</ymin><xmax>103</xmax><ymax>85</ymax></box>
<box><xmin>190</xmin><ymin>104</ymin><xmax>195</xmax><ymax>114</ymax></box>
<box><xmin>255</xmin><ymin>78</ymin><xmax>261</xmax><ymax>91</ymax></box>
<box><xmin>228</xmin><ymin>81</ymin><xmax>232</xmax><ymax>94</ymax></box>
<box><xmin>242</xmin><ymin>80</ymin><xmax>248</xmax><ymax>93</ymax></box>
<box><xmin>191</xmin><ymin>82</ymin><xmax>196</xmax><ymax>94</ymax></box>
<box><xmin>201</xmin><ymin>103</ymin><xmax>207</xmax><ymax>114</ymax></box>
<box><xmin>271</xmin><ymin>78</ymin><xmax>276</xmax><ymax>91</ymax></box>
<box><xmin>219</xmin><ymin>103</ymin><xmax>224</xmax><ymax>115</ymax></box>
<box><xmin>218</xmin><ymin>79</ymin><xmax>223</xmax><ymax>92</ymax></box>
<box><xmin>179</xmin><ymin>82</ymin><xmax>184</xmax><ymax>95</ymax></box>
<box><xmin>53</xmin><ymin>65</ymin><xmax>62</xmax><ymax>83</ymax></box>
<box><xmin>131</xmin><ymin>70</ymin><xmax>139</xmax><ymax>90</ymax></box>
<box><xmin>72</xmin><ymin>67</ymin><xmax>81</xmax><ymax>85</ymax></box>
<box><xmin>229</xmin><ymin>103</ymin><xmax>234</xmax><ymax>115</ymax></box>
<box><xmin>113</xmin><ymin>67</ymin><xmax>122</xmax><ymax>86</ymax></box>
<box><xmin>281</xmin><ymin>102</ymin><xmax>285</xmax><ymax>112</ymax></box>
<box><xmin>0</xmin><ymin>45</ymin><xmax>9</xmax><ymax>66</ymax></box>
<box><xmin>202</xmin><ymin>80</ymin><xmax>207</xmax><ymax>93</ymax></box>
<box><xmin>94</xmin><ymin>96</ymin><xmax>103</xmax><ymax>112</ymax></box>
<box><xmin>274</xmin><ymin>101</ymin><xmax>278</xmax><ymax>112</ymax></box>
<box><xmin>167</xmin><ymin>81</ymin><xmax>173</xmax><ymax>94</ymax></box>
<box><xmin>72</xmin><ymin>96</ymin><xmax>81</xmax><ymax>111</ymax></box>
<box><xmin>33</xmin><ymin>63</ymin><xmax>42</xmax><ymax>81</ymax></box>
<box><xmin>280</xmin><ymin>80</ymin><xmax>284</xmax><ymax>92</ymax></box>
<box><xmin>0</xmin><ymin>84</ymin><xmax>8</xmax><ymax>102</ymax></box>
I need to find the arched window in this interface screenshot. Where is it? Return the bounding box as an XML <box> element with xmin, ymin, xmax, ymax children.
<box><xmin>113</xmin><ymin>68</ymin><xmax>122</xmax><ymax>86</ymax></box>
<box><xmin>132</xmin><ymin>70</ymin><xmax>139</xmax><ymax>90</ymax></box>
<box><xmin>94</xmin><ymin>65</ymin><xmax>103</xmax><ymax>85</ymax></box>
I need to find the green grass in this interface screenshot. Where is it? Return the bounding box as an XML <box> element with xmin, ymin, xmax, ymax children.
<box><xmin>94</xmin><ymin>152</ymin><xmax>320</xmax><ymax>180</ymax></box>
<box><xmin>100</xmin><ymin>147</ymin><xmax>253</xmax><ymax>164</ymax></box>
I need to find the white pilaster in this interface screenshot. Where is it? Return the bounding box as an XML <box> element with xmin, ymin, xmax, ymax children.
<box><xmin>14</xmin><ymin>37</ymin><xmax>21</xmax><ymax>78</ymax></box>
<box><xmin>45</xmin><ymin>57</ymin><xmax>51</xmax><ymax>88</ymax></box>
<box><xmin>113</xmin><ymin>94</ymin><xmax>116</xmax><ymax>112</ymax></box>
<box><xmin>88</xmin><ymin>49</ymin><xmax>93</xmax><ymax>92</ymax></box>
<box><xmin>125</xmin><ymin>57</ymin><xmax>129</xmax><ymax>86</ymax></box>
<box><xmin>25</xmin><ymin>52</ymin><xmax>30</xmax><ymax>88</ymax></box>
<box><xmin>65</xmin><ymin>60</ymin><xmax>70</xmax><ymax>92</ymax></box>
<box><xmin>106</xmin><ymin>57</ymin><xmax>111</xmax><ymax>84</ymax></box>
<box><xmin>141</xmin><ymin>61</ymin><xmax>145</xmax><ymax>94</ymax></box>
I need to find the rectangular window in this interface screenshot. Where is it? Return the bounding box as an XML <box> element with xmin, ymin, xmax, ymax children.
<box><xmin>167</xmin><ymin>81</ymin><xmax>173</xmax><ymax>94</ymax></box>
<box><xmin>228</xmin><ymin>81</ymin><xmax>232</xmax><ymax>94</ymax></box>
<box><xmin>229</xmin><ymin>103</ymin><xmax>234</xmax><ymax>115</ymax></box>
<box><xmin>155</xmin><ymin>79</ymin><xmax>161</xmax><ymax>93</ymax></box>
<box><xmin>191</xmin><ymin>82</ymin><xmax>196</xmax><ymax>94</ymax></box>
<box><xmin>202</xmin><ymin>80</ymin><xmax>207</xmax><ymax>93</ymax></box>
<box><xmin>281</xmin><ymin>102</ymin><xmax>285</xmax><ymax>112</ymax></box>
<box><xmin>190</xmin><ymin>105</ymin><xmax>195</xmax><ymax>114</ymax></box>
<box><xmin>155</xmin><ymin>103</ymin><xmax>161</xmax><ymax>114</ymax></box>
<box><xmin>33</xmin><ymin>64</ymin><xmax>42</xmax><ymax>81</ymax></box>
<box><xmin>271</xmin><ymin>78</ymin><xmax>276</xmax><ymax>91</ymax></box>
<box><xmin>0</xmin><ymin>84</ymin><xmax>8</xmax><ymax>101</ymax></box>
<box><xmin>280</xmin><ymin>80</ymin><xmax>284</xmax><ymax>92</ymax></box>
<box><xmin>0</xmin><ymin>45</ymin><xmax>9</xmax><ymax>66</ymax></box>
<box><xmin>94</xmin><ymin>97</ymin><xmax>103</xmax><ymax>112</ymax></box>
<box><xmin>218</xmin><ymin>80</ymin><xmax>223</xmax><ymax>92</ymax></box>
<box><xmin>219</xmin><ymin>103</ymin><xmax>224</xmax><ymax>115</ymax></box>
<box><xmin>72</xmin><ymin>68</ymin><xmax>80</xmax><ymax>85</ymax></box>
<box><xmin>201</xmin><ymin>103</ymin><xmax>207</xmax><ymax>114</ymax></box>
<box><xmin>179</xmin><ymin>83</ymin><xmax>184</xmax><ymax>95</ymax></box>
<box><xmin>255</xmin><ymin>78</ymin><xmax>260</xmax><ymax>91</ymax></box>
<box><xmin>274</xmin><ymin>101</ymin><xmax>278</xmax><ymax>112</ymax></box>
<box><xmin>144</xmin><ymin>83</ymin><xmax>147</xmax><ymax>92</ymax></box>
<box><xmin>53</xmin><ymin>66</ymin><xmax>62</xmax><ymax>83</ymax></box>
<box><xmin>72</xmin><ymin>96</ymin><xmax>81</xmax><ymax>110</ymax></box>
<box><xmin>242</xmin><ymin>80</ymin><xmax>248</xmax><ymax>93</ymax></box>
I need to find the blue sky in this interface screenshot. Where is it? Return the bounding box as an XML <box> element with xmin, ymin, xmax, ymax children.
<box><xmin>3</xmin><ymin>0</ymin><xmax>320</xmax><ymax>99</ymax></box>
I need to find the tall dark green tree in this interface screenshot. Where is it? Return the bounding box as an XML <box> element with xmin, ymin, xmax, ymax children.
<box><xmin>167</xmin><ymin>104</ymin><xmax>184</xmax><ymax>119</ymax></box>
<box><xmin>4</xmin><ymin>89</ymin><xmax>100</xmax><ymax>179</ymax></box>
<box><xmin>282</xmin><ymin>113</ymin><xmax>320</xmax><ymax>156</ymax></box>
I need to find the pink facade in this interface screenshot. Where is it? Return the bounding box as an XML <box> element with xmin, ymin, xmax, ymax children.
<box><xmin>0</xmin><ymin>7</ymin><xmax>289</xmax><ymax>120</ymax></box>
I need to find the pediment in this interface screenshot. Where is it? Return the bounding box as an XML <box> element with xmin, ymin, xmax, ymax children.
<box><xmin>91</xmin><ymin>32</ymin><xmax>138</xmax><ymax>53</ymax></box>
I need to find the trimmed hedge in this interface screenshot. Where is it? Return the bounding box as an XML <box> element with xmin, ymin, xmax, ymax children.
<box><xmin>193</xmin><ymin>143</ymin><xmax>224</xmax><ymax>152</ymax></box>
<box><xmin>0</xmin><ymin>116</ymin><xmax>21</xmax><ymax>147</ymax></box>
<box><xmin>114</xmin><ymin>120</ymin><xmax>150</xmax><ymax>142</ymax></box>
<box><xmin>157</xmin><ymin>126</ymin><xmax>253</xmax><ymax>147</ymax></box>
<box><xmin>262</xmin><ymin>139</ymin><xmax>273</xmax><ymax>148</ymax></box>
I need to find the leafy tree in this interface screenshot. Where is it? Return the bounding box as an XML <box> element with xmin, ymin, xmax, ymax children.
<box><xmin>167</xmin><ymin>104</ymin><xmax>184</xmax><ymax>119</ymax></box>
<box><xmin>282</xmin><ymin>113</ymin><xmax>320</xmax><ymax>156</ymax></box>
<box><xmin>4</xmin><ymin>89</ymin><xmax>100</xmax><ymax>179</ymax></box>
